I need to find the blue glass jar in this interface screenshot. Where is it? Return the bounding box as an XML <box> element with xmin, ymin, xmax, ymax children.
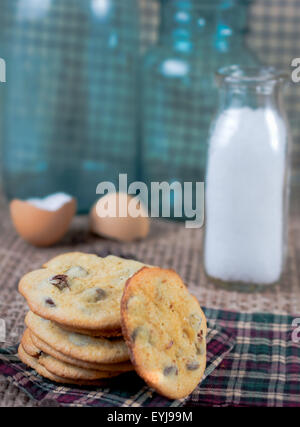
<box><xmin>0</xmin><ymin>0</ymin><xmax>139</xmax><ymax>212</ymax></box>
<box><xmin>141</xmin><ymin>0</ymin><xmax>258</xmax><ymax>215</ymax></box>
<box><xmin>216</xmin><ymin>0</ymin><xmax>257</xmax><ymax>65</ymax></box>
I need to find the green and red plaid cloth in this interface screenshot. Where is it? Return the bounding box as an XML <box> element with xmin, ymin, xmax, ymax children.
<box><xmin>1</xmin><ymin>308</ymin><xmax>299</xmax><ymax>407</ymax></box>
<box><xmin>0</xmin><ymin>321</ymin><xmax>234</xmax><ymax>407</ymax></box>
<box><xmin>190</xmin><ymin>308</ymin><xmax>300</xmax><ymax>407</ymax></box>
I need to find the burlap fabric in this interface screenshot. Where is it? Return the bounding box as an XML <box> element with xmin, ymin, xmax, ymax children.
<box><xmin>0</xmin><ymin>190</ymin><xmax>299</xmax><ymax>406</ymax></box>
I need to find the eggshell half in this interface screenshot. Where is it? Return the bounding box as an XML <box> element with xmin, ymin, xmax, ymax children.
<box><xmin>90</xmin><ymin>193</ymin><xmax>149</xmax><ymax>242</ymax></box>
<box><xmin>10</xmin><ymin>198</ymin><xmax>76</xmax><ymax>247</ymax></box>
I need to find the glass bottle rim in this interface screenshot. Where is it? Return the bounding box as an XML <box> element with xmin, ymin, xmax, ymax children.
<box><xmin>217</xmin><ymin>65</ymin><xmax>288</xmax><ymax>85</ymax></box>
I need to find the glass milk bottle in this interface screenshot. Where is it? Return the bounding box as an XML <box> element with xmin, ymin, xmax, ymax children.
<box><xmin>141</xmin><ymin>0</ymin><xmax>258</xmax><ymax>218</ymax></box>
<box><xmin>204</xmin><ymin>66</ymin><xmax>290</xmax><ymax>290</ymax></box>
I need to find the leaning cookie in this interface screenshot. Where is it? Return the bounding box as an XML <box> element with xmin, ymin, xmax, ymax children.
<box><xmin>29</xmin><ymin>330</ymin><xmax>133</xmax><ymax>372</ymax></box>
<box><xmin>25</xmin><ymin>311</ymin><xmax>130</xmax><ymax>364</ymax></box>
<box><xmin>18</xmin><ymin>344</ymin><xmax>110</xmax><ymax>387</ymax></box>
<box><xmin>121</xmin><ymin>267</ymin><xmax>207</xmax><ymax>400</ymax></box>
<box><xmin>19</xmin><ymin>252</ymin><xmax>145</xmax><ymax>335</ymax></box>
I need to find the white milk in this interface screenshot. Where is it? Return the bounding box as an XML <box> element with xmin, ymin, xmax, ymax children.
<box><xmin>204</xmin><ymin>107</ymin><xmax>287</xmax><ymax>285</ymax></box>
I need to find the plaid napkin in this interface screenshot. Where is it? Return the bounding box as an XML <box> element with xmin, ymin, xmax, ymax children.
<box><xmin>188</xmin><ymin>308</ymin><xmax>300</xmax><ymax>407</ymax></box>
<box><xmin>0</xmin><ymin>322</ymin><xmax>234</xmax><ymax>407</ymax></box>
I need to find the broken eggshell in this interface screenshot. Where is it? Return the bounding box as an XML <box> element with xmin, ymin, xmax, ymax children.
<box><xmin>10</xmin><ymin>193</ymin><xmax>76</xmax><ymax>247</ymax></box>
<box><xmin>90</xmin><ymin>192</ymin><xmax>149</xmax><ymax>242</ymax></box>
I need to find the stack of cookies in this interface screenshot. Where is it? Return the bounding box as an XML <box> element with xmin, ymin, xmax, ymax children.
<box><xmin>18</xmin><ymin>252</ymin><xmax>207</xmax><ymax>399</ymax></box>
<box><xmin>18</xmin><ymin>253</ymin><xmax>145</xmax><ymax>386</ymax></box>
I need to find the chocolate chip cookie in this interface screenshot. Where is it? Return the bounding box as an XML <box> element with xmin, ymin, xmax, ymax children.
<box><xmin>37</xmin><ymin>353</ymin><xmax>121</xmax><ymax>381</ymax></box>
<box><xmin>19</xmin><ymin>252</ymin><xmax>145</xmax><ymax>336</ymax></box>
<box><xmin>18</xmin><ymin>344</ymin><xmax>110</xmax><ymax>386</ymax></box>
<box><xmin>25</xmin><ymin>311</ymin><xmax>130</xmax><ymax>364</ymax></box>
<box><xmin>121</xmin><ymin>267</ymin><xmax>207</xmax><ymax>399</ymax></box>
<box><xmin>27</xmin><ymin>329</ymin><xmax>133</xmax><ymax>372</ymax></box>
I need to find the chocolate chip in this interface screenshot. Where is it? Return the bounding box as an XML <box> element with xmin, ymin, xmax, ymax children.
<box><xmin>197</xmin><ymin>330</ymin><xmax>203</xmax><ymax>341</ymax></box>
<box><xmin>49</xmin><ymin>275</ymin><xmax>69</xmax><ymax>291</ymax></box>
<box><xmin>186</xmin><ymin>361</ymin><xmax>200</xmax><ymax>371</ymax></box>
<box><xmin>195</xmin><ymin>342</ymin><xmax>205</xmax><ymax>355</ymax></box>
<box><xmin>95</xmin><ymin>288</ymin><xmax>107</xmax><ymax>302</ymax></box>
<box><xmin>131</xmin><ymin>327</ymin><xmax>141</xmax><ymax>342</ymax></box>
<box><xmin>45</xmin><ymin>298</ymin><xmax>56</xmax><ymax>307</ymax></box>
<box><xmin>166</xmin><ymin>340</ymin><xmax>174</xmax><ymax>350</ymax></box>
<box><xmin>163</xmin><ymin>365</ymin><xmax>178</xmax><ymax>376</ymax></box>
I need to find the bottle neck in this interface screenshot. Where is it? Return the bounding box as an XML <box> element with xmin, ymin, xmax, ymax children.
<box><xmin>159</xmin><ymin>0</ymin><xmax>218</xmax><ymax>52</ymax></box>
<box><xmin>159</xmin><ymin>0</ymin><xmax>250</xmax><ymax>53</ymax></box>
<box><xmin>215</xmin><ymin>0</ymin><xmax>249</xmax><ymax>53</ymax></box>
<box><xmin>218</xmin><ymin>82</ymin><xmax>282</xmax><ymax>112</ymax></box>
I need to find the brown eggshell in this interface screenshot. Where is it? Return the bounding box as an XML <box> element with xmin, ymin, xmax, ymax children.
<box><xmin>10</xmin><ymin>198</ymin><xmax>76</xmax><ymax>247</ymax></box>
<box><xmin>90</xmin><ymin>193</ymin><xmax>149</xmax><ymax>242</ymax></box>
